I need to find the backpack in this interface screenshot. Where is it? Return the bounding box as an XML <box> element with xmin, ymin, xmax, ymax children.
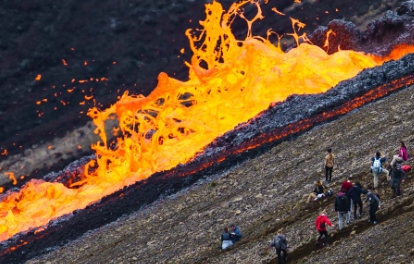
<box><xmin>372</xmin><ymin>158</ymin><xmax>382</xmax><ymax>173</ymax></box>
<box><xmin>274</xmin><ymin>234</ymin><xmax>286</xmax><ymax>249</ymax></box>
<box><xmin>337</xmin><ymin>194</ymin><xmax>349</xmax><ymax>209</ymax></box>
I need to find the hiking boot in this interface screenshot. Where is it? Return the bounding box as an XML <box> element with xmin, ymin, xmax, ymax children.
<box><xmin>346</xmin><ymin>221</ymin><xmax>351</xmax><ymax>225</ymax></box>
<box><xmin>367</xmin><ymin>219</ymin><xmax>371</xmax><ymax>222</ymax></box>
<box><xmin>373</xmin><ymin>221</ymin><xmax>377</xmax><ymax>225</ymax></box>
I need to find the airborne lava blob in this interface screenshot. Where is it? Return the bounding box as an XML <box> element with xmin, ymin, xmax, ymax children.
<box><xmin>0</xmin><ymin>0</ymin><xmax>413</xmax><ymax>242</ymax></box>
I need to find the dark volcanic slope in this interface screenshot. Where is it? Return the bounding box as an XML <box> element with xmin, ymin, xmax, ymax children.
<box><xmin>25</xmin><ymin>85</ymin><xmax>414</xmax><ymax>263</ymax></box>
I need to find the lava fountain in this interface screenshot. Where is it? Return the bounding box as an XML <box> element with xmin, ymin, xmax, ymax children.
<box><xmin>1</xmin><ymin>0</ymin><xmax>414</xmax><ymax>262</ymax></box>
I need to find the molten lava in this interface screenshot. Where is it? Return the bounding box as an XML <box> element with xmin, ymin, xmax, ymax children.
<box><xmin>1</xmin><ymin>0</ymin><xmax>414</xmax><ymax>242</ymax></box>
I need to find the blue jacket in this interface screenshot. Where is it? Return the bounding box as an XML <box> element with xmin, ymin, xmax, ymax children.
<box><xmin>231</xmin><ymin>226</ymin><xmax>242</xmax><ymax>243</ymax></box>
<box><xmin>347</xmin><ymin>185</ymin><xmax>368</xmax><ymax>203</ymax></box>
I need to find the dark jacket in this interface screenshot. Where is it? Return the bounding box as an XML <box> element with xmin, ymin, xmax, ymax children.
<box><xmin>365</xmin><ymin>192</ymin><xmax>381</xmax><ymax>207</ymax></box>
<box><xmin>347</xmin><ymin>185</ymin><xmax>368</xmax><ymax>203</ymax></box>
<box><xmin>391</xmin><ymin>168</ymin><xmax>406</xmax><ymax>180</ymax></box>
<box><xmin>221</xmin><ymin>232</ymin><xmax>232</xmax><ymax>241</ymax></box>
<box><xmin>313</xmin><ymin>185</ymin><xmax>325</xmax><ymax>195</ymax></box>
<box><xmin>334</xmin><ymin>191</ymin><xmax>350</xmax><ymax>212</ymax></box>
<box><xmin>270</xmin><ymin>234</ymin><xmax>287</xmax><ymax>250</ymax></box>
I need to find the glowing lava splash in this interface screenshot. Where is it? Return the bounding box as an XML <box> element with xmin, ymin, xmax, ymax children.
<box><xmin>1</xmin><ymin>0</ymin><xmax>414</xmax><ymax>242</ymax></box>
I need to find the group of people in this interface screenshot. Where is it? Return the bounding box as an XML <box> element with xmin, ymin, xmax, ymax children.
<box><xmin>313</xmin><ymin>141</ymin><xmax>410</xmax><ymax>247</ymax></box>
<box><xmin>220</xmin><ymin>141</ymin><xmax>410</xmax><ymax>262</ymax></box>
<box><xmin>314</xmin><ymin>179</ymin><xmax>382</xmax><ymax>248</ymax></box>
<box><xmin>220</xmin><ymin>224</ymin><xmax>242</xmax><ymax>250</ymax></box>
<box><xmin>370</xmin><ymin>141</ymin><xmax>409</xmax><ymax>197</ymax></box>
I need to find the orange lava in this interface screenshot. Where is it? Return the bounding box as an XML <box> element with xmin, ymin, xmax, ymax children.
<box><xmin>0</xmin><ymin>0</ymin><xmax>414</xmax><ymax>242</ymax></box>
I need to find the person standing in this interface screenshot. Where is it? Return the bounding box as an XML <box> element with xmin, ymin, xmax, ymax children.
<box><xmin>220</xmin><ymin>227</ymin><xmax>233</xmax><ymax>250</ymax></box>
<box><xmin>371</xmin><ymin>152</ymin><xmax>388</xmax><ymax>188</ymax></box>
<box><xmin>315</xmin><ymin>210</ymin><xmax>334</xmax><ymax>246</ymax></box>
<box><xmin>390</xmin><ymin>163</ymin><xmax>406</xmax><ymax>197</ymax></box>
<box><xmin>324</xmin><ymin>148</ymin><xmax>335</xmax><ymax>183</ymax></box>
<box><xmin>341</xmin><ymin>176</ymin><xmax>353</xmax><ymax>221</ymax></box>
<box><xmin>270</xmin><ymin>229</ymin><xmax>288</xmax><ymax>264</ymax></box>
<box><xmin>365</xmin><ymin>189</ymin><xmax>381</xmax><ymax>224</ymax></box>
<box><xmin>334</xmin><ymin>188</ymin><xmax>351</xmax><ymax>229</ymax></box>
<box><xmin>230</xmin><ymin>224</ymin><xmax>242</xmax><ymax>244</ymax></box>
<box><xmin>347</xmin><ymin>182</ymin><xmax>368</xmax><ymax>220</ymax></box>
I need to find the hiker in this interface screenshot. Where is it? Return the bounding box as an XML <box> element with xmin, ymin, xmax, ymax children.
<box><xmin>341</xmin><ymin>176</ymin><xmax>353</xmax><ymax>193</ymax></box>
<box><xmin>306</xmin><ymin>181</ymin><xmax>326</xmax><ymax>203</ymax></box>
<box><xmin>390</xmin><ymin>141</ymin><xmax>409</xmax><ymax>168</ymax></box>
<box><xmin>315</xmin><ymin>210</ymin><xmax>334</xmax><ymax>247</ymax></box>
<box><xmin>390</xmin><ymin>163</ymin><xmax>406</xmax><ymax>197</ymax></box>
<box><xmin>334</xmin><ymin>188</ymin><xmax>351</xmax><ymax>229</ymax></box>
<box><xmin>371</xmin><ymin>152</ymin><xmax>388</xmax><ymax>188</ymax></box>
<box><xmin>230</xmin><ymin>224</ymin><xmax>242</xmax><ymax>243</ymax></box>
<box><xmin>365</xmin><ymin>189</ymin><xmax>381</xmax><ymax>224</ymax></box>
<box><xmin>269</xmin><ymin>229</ymin><xmax>288</xmax><ymax>264</ymax></box>
<box><xmin>341</xmin><ymin>176</ymin><xmax>353</xmax><ymax>220</ymax></box>
<box><xmin>347</xmin><ymin>182</ymin><xmax>368</xmax><ymax>220</ymax></box>
<box><xmin>221</xmin><ymin>227</ymin><xmax>233</xmax><ymax>250</ymax></box>
<box><xmin>324</xmin><ymin>148</ymin><xmax>335</xmax><ymax>182</ymax></box>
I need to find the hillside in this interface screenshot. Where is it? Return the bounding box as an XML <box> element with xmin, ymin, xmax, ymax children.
<box><xmin>25</xmin><ymin>84</ymin><xmax>414</xmax><ymax>263</ymax></box>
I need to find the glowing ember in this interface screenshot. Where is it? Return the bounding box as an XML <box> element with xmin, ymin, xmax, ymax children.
<box><xmin>0</xmin><ymin>0</ymin><xmax>414</xmax><ymax>242</ymax></box>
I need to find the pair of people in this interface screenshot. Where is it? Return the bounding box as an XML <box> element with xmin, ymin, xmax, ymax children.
<box><xmin>269</xmin><ymin>229</ymin><xmax>288</xmax><ymax>264</ymax></box>
<box><xmin>220</xmin><ymin>224</ymin><xmax>242</xmax><ymax>250</ymax></box>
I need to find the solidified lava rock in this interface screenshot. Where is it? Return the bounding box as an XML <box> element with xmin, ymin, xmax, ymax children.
<box><xmin>309</xmin><ymin>3</ymin><xmax>414</xmax><ymax>55</ymax></box>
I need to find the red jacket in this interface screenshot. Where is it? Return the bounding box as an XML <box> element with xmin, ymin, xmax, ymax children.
<box><xmin>341</xmin><ymin>180</ymin><xmax>353</xmax><ymax>193</ymax></box>
<box><xmin>315</xmin><ymin>214</ymin><xmax>332</xmax><ymax>231</ymax></box>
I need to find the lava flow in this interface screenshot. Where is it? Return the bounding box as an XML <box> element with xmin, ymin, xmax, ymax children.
<box><xmin>1</xmin><ymin>0</ymin><xmax>414</xmax><ymax>244</ymax></box>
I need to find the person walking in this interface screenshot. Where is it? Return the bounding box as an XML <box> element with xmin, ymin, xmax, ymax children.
<box><xmin>347</xmin><ymin>182</ymin><xmax>368</xmax><ymax>220</ymax></box>
<box><xmin>334</xmin><ymin>188</ymin><xmax>351</xmax><ymax>229</ymax></box>
<box><xmin>270</xmin><ymin>229</ymin><xmax>288</xmax><ymax>264</ymax></box>
<box><xmin>315</xmin><ymin>210</ymin><xmax>334</xmax><ymax>247</ymax></box>
<box><xmin>390</xmin><ymin>163</ymin><xmax>406</xmax><ymax>197</ymax></box>
<box><xmin>341</xmin><ymin>176</ymin><xmax>353</xmax><ymax>221</ymax></box>
<box><xmin>371</xmin><ymin>152</ymin><xmax>388</xmax><ymax>188</ymax></box>
<box><xmin>365</xmin><ymin>189</ymin><xmax>381</xmax><ymax>224</ymax></box>
<box><xmin>324</xmin><ymin>148</ymin><xmax>335</xmax><ymax>183</ymax></box>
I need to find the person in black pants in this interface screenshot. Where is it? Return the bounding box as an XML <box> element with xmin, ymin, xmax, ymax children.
<box><xmin>270</xmin><ymin>230</ymin><xmax>288</xmax><ymax>264</ymax></box>
<box><xmin>390</xmin><ymin>163</ymin><xmax>406</xmax><ymax>197</ymax></box>
<box><xmin>347</xmin><ymin>182</ymin><xmax>368</xmax><ymax>220</ymax></box>
<box><xmin>365</xmin><ymin>190</ymin><xmax>381</xmax><ymax>224</ymax></box>
<box><xmin>324</xmin><ymin>148</ymin><xmax>335</xmax><ymax>182</ymax></box>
